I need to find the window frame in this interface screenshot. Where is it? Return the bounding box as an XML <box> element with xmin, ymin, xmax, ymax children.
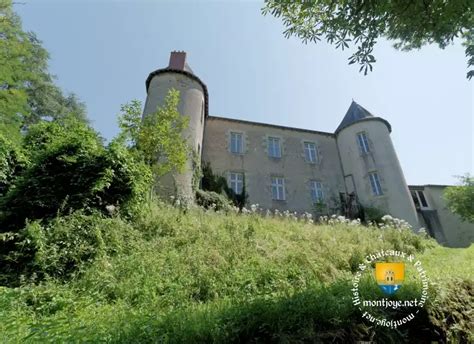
<box><xmin>303</xmin><ymin>141</ymin><xmax>318</xmax><ymax>163</ymax></box>
<box><xmin>357</xmin><ymin>132</ymin><xmax>370</xmax><ymax>154</ymax></box>
<box><xmin>310</xmin><ymin>180</ymin><xmax>324</xmax><ymax>203</ymax></box>
<box><xmin>369</xmin><ymin>172</ymin><xmax>383</xmax><ymax>196</ymax></box>
<box><xmin>267</xmin><ymin>136</ymin><xmax>282</xmax><ymax>158</ymax></box>
<box><xmin>201</xmin><ymin>100</ymin><xmax>204</xmax><ymax>124</ymax></box>
<box><xmin>230</xmin><ymin>131</ymin><xmax>243</xmax><ymax>154</ymax></box>
<box><xmin>415</xmin><ymin>190</ymin><xmax>429</xmax><ymax>209</ymax></box>
<box><xmin>271</xmin><ymin>177</ymin><xmax>286</xmax><ymax>201</ymax></box>
<box><xmin>229</xmin><ymin>172</ymin><xmax>244</xmax><ymax>195</ymax></box>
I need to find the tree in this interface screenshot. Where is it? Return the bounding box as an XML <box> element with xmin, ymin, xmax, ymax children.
<box><xmin>444</xmin><ymin>175</ymin><xmax>474</xmax><ymax>223</ymax></box>
<box><xmin>118</xmin><ymin>89</ymin><xmax>189</xmax><ymax>177</ymax></box>
<box><xmin>0</xmin><ymin>116</ymin><xmax>151</xmax><ymax>231</ymax></box>
<box><xmin>263</xmin><ymin>1</ymin><xmax>474</xmax><ymax>79</ymax></box>
<box><xmin>0</xmin><ymin>134</ymin><xmax>27</xmax><ymax>198</ymax></box>
<box><xmin>0</xmin><ymin>0</ymin><xmax>87</xmax><ymax>144</ymax></box>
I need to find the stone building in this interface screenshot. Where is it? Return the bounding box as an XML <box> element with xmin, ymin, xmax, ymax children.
<box><xmin>143</xmin><ymin>51</ymin><xmax>473</xmax><ymax>248</ymax></box>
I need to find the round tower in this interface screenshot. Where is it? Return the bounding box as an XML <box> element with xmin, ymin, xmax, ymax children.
<box><xmin>336</xmin><ymin>101</ymin><xmax>419</xmax><ymax>228</ymax></box>
<box><xmin>143</xmin><ymin>51</ymin><xmax>208</xmax><ymax>202</ymax></box>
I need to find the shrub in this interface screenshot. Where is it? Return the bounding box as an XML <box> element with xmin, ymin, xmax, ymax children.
<box><xmin>361</xmin><ymin>206</ymin><xmax>385</xmax><ymax>224</ymax></box>
<box><xmin>444</xmin><ymin>174</ymin><xmax>474</xmax><ymax>223</ymax></box>
<box><xmin>196</xmin><ymin>189</ymin><xmax>233</xmax><ymax>212</ymax></box>
<box><xmin>0</xmin><ymin>134</ymin><xmax>27</xmax><ymax>198</ymax></box>
<box><xmin>201</xmin><ymin>162</ymin><xmax>248</xmax><ymax>209</ymax></box>
<box><xmin>1</xmin><ymin>211</ymin><xmax>138</xmax><ymax>283</ymax></box>
<box><xmin>0</xmin><ymin>118</ymin><xmax>152</xmax><ymax>231</ymax></box>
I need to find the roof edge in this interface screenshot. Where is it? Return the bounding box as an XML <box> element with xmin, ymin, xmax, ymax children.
<box><xmin>335</xmin><ymin>117</ymin><xmax>392</xmax><ymax>135</ymax></box>
<box><xmin>208</xmin><ymin>115</ymin><xmax>335</xmax><ymax>137</ymax></box>
<box><xmin>409</xmin><ymin>184</ymin><xmax>454</xmax><ymax>188</ymax></box>
<box><xmin>145</xmin><ymin>68</ymin><xmax>209</xmax><ymax>117</ymax></box>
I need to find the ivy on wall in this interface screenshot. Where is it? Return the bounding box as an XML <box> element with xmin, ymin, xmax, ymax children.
<box><xmin>200</xmin><ymin>162</ymin><xmax>248</xmax><ymax>210</ymax></box>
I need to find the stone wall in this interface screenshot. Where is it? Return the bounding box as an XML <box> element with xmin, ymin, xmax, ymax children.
<box><xmin>202</xmin><ymin>117</ymin><xmax>346</xmax><ymax>213</ymax></box>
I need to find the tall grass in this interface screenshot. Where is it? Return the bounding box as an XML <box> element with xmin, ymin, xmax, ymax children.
<box><xmin>0</xmin><ymin>201</ymin><xmax>472</xmax><ymax>343</ymax></box>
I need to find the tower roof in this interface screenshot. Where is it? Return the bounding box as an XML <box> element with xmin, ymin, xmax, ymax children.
<box><xmin>336</xmin><ymin>101</ymin><xmax>373</xmax><ymax>132</ymax></box>
<box><xmin>145</xmin><ymin>52</ymin><xmax>208</xmax><ymax>117</ymax></box>
<box><xmin>335</xmin><ymin>101</ymin><xmax>391</xmax><ymax>134</ymax></box>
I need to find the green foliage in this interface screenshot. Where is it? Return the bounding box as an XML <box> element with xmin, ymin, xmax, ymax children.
<box><xmin>444</xmin><ymin>174</ymin><xmax>474</xmax><ymax>222</ymax></box>
<box><xmin>361</xmin><ymin>206</ymin><xmax>385</xmax><ymax>224</ymax></box>
<box><xmin>263</xmin><ymin>1</ymin><xmax>474</xmax><ymax>79</ymax></box>
<box><xmin>0</xmin><ymin>0</ymin><xmax>33</xmax><ymax>137</ymax></box>
<box><xmin>191</xmin><ymin>149</ymin><xmax>203</xmax><ymax>192</ymax></box>
<box><xmin>0</xmin><ymin>0</ymin><xmax>87</xmax><ymax>141</ymax></box>
<box><xmin>0</xmin><ymin>134</ymin><xmax>27</xmax><ymax>198</ymax></box>
<box><xmin>0</xmin><ymin>202</ymin><xmax>471</xmax><ymax>342</ymax></box>
<box><xmin>0</xmin><ymin>117</ymin><xmax>102</xmax><ymax>230</ymax></box>
<box><xmin>201</xmin><ymin>161</ymin><xmax>228</xmax><ymax>193</ymax></box>
<box><xmin>19</xmin><ymin>212</ymin><xmax>137</xmax><ymax>279</ymax></box>
<box><xmin>0</xmin><ymin>116</ymin><xmax>152</xmax><ymax>231</ymax></box>
<box><xmin>196</xmin><ymin>189</ymin><xmax>233</xmax><ymax>212</ymax></box>
<box><xmin>201</xmin><ymin>162</ymin><xmax>248</xmax><ymax>209</ymax></box>
<box><xmin>118</xmin><ymin>89</ymin><xmax>189</xmax><ymax>177</ymax></box>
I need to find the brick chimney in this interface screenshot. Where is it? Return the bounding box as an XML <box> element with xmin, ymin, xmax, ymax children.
<box><xmin>168</xmin><ymin>51</ymin><xmax>186</xmax><ymax>70</ymax></box>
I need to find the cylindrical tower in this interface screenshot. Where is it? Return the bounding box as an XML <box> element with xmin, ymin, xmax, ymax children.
<box><xmin>336</xmin><ymin>101</ymin><xmax>419</xmax><ymax>228</ymax></box>
<box><xmin>143</xmin><ymin>51</ymin><xmax>208</xmax><ymax>202</ymax></box>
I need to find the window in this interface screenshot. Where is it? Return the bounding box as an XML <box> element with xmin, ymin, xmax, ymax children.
<box><xmin>229</xmin><ymin>172</ymin><xmax>243</xmax><ymax>195</ymax></box>
<box><xmin>411</xmin><ymin>190</ymin><xmax>429</xmax><ymax>209</ymax></box>
<box><xmin>417</xmin><ymin>190</ymin><xmax>428</xmax><ymax>208</ymax></box>
<box><xmin>271</xmin><ymin>177</ymin><xmax>285</xmax><ymax>201</ymax></box>
<box><xmin>304</xmin><ymin>142</ymin><xmax>318</xmax><ymax>163</ymax></box>
<box><xmin>230</xmin><ymin>132</ymin><xmax>243</xmax><ymax>154</ymax></box>
<box><xmin>310</xmin><ymin>181</ymin><xmax>324</xmax><ymax>203</ymax></box>
<box><xmin>201</xmin><ymin>101</ymin><xmax>204</xmax><ymax>123</ymax></box>
<box><xmin>268</xmin><ymin>137</ymin><xmax>281</xmax><ymax>158</ymax></box>
<box><xmin>369</xmin><ymin>172</ymin><xmax>383</xmax><ymax>196</ymax></box>
<box><xmin>357</xmin><ymin>132</ymin><xmax>370</xmax><ymax>153</ymax></box>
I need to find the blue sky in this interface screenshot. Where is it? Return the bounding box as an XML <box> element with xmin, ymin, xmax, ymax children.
<box><xmin>15</xmin><ymin>0</ymin><xmax>473</xmax><ymax>185</ymax></box>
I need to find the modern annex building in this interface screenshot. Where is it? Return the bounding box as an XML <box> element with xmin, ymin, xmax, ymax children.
<box><xmin>143</xmin><ymin>52</ymin><xmax>473</xmax><ymax>248</ymax></box>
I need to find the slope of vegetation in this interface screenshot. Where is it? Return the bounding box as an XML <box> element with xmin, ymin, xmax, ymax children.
<box><xmin>1</xmin><ymin>1</ymin><xmax>472</xmax><ymax>342</ymax></box>
<box><xmin>0</xmin><ymin>202</ymin><xmax>472</xmax><ymax>343</ymax></box>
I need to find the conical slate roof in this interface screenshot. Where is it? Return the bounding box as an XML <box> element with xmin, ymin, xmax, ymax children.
<box><xmin>335</xmin><ymin>101</ymin><xmax>375</xmax><ymax>133</ymax></box>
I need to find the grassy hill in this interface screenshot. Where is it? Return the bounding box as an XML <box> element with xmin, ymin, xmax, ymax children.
<box><xmin>0</xmin><ymin>201</ymin><xmax>472</xmax><ymax>343</ymax></box>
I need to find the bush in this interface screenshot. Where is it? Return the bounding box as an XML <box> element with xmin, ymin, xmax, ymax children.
<box><xmin>196</xmin><ymin>189</ymin><xmax>233</xmax><ymax>212</ymax></box>
<box><xmin>0</xmin><ymin>134</ymin><xmax>27</xmax><ymax>198</ymax></box>
<box><xmin>201</xmin><ymin>162</ymin><xmax>248</xmax><ymax>209</ymax></box>
<box><xmin>0</xmin><ymin>118</ymin><xmax>152</xmax><ymax>231</ymax></box>
<box><xmin>444</xmin><ymin>174</ymin><xmax>474</xmax><ymax>223</ymax></box>
<box><xmin>0</xmin><ymin>211</ymin><xmax>139</xmax><ymax>284</ymax></box>
<box><xmin>361</xmin><ymin>206</ymin><xmax>385</xmax><ymax>224</ymax></box>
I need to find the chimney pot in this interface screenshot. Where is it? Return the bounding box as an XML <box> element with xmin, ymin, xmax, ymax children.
<box><xmin>169</xmin><ymin>51</ymin><xmax>186</xmax><ymax>70</ymax></box>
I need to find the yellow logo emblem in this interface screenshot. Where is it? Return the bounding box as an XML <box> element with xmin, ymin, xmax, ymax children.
<box><xmin>375</xmin><ymin>262</ymin><xmax>405</xmax><ymax>295</ymax></box>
